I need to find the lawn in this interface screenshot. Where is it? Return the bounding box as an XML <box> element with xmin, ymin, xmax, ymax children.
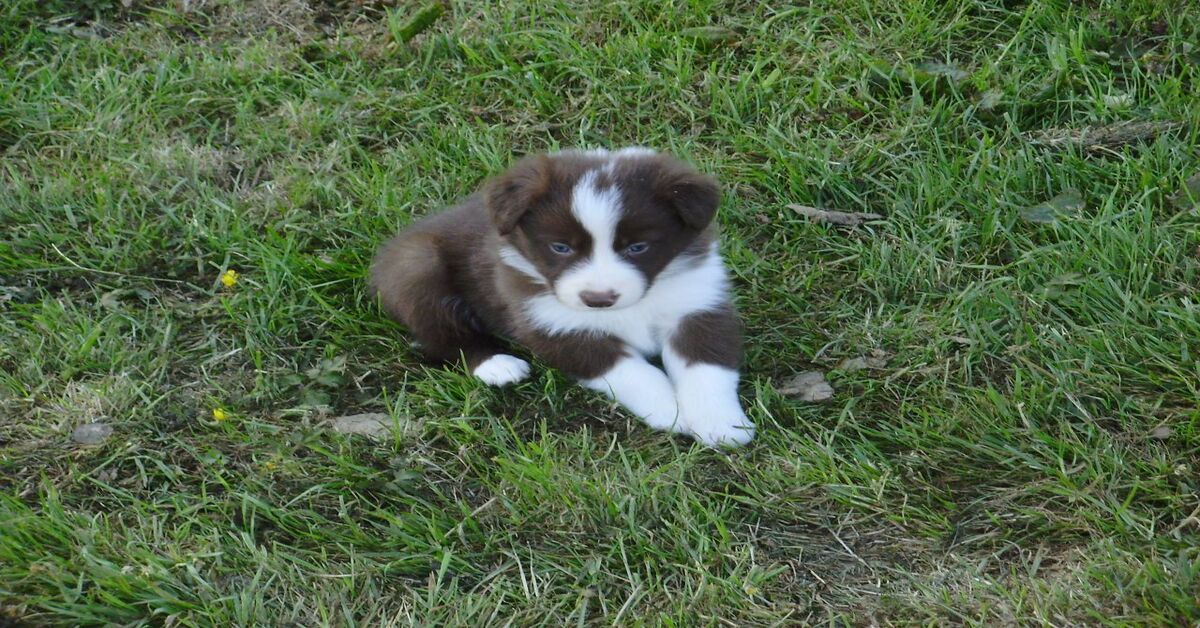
<box><xmin>2</xmin><ymin>0</ymin><xmax>1199</xmax><ymax>624</ymax></box>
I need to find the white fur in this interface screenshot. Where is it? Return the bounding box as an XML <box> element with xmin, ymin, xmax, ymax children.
<box><xmin>555</xmin><ymin>148</ymin><xmax>611</xmax><ymax>158</ymax></box>
<box><xmin>498</xmin><ymin>245</ymin><xmax>546</xmax><ymax>284</ymax></box>
<box><xmin>552</xmin><ymin>147</ymin><xmax>653</xmax><ymax>159</ymax></box>
<box><xmin>602</xmin><ymin>147</ymin><xmax>657</xmax><ymax>175</ymax></box>
<box><xmin>662</xmin><ymin>345</ymin><xmax>755</xmax><ymax>447</ymax></box>
<box><xmin>509</xmin><ymin>147</ymin><xmax>753</xmax><ymax>447</ymax></box>
<box><xmin>473</xmin><ymin>354</ymin><xmax>530</xmax><ymax>386</ymax></box>
<box><xmin>581</xmin><ymin>355</ymin><xmax>684</xmax><ymax>433</ymax></box>
<box><xmin>552</xmin><ymin>172</ymin><xmax>648</xmax><ymax>310</ymax></box>
<box><xmin>614</xmin><ymin>146</ymin><xmax>656</xmax><ymax>158</ymax></box>
<box><xmin>523</xmin><ymin>244</ymin><xmax>730</xmax><ymax>356</ymax></box>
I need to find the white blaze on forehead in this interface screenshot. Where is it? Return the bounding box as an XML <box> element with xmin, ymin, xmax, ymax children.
<box><xmin>571</xmin><ymin>171</ymin><xmax>622</xmax><ymax>242</ymax></box>
<box><xmin>554</xmin><ymin>171</ymin><xmax>647</xmax><ymax>309</ymax></box>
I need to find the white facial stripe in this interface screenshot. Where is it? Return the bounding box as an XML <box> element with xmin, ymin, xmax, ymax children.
<box><xmin>498</xmin><ymin>245</ymin><xmax>547</xmax><ymax>284</ymax></box>
<box><xmin>554</xmin><ymin>171</ymin><xmax>647</xmax><ymax>309</ymax></box>
<box><xmin>570</xmin><ymin>171</ymin><xmax>622</xmax><ymax>244</ymax></box>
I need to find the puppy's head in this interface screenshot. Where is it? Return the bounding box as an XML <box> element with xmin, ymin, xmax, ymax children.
<box><xmin>486</xmin><ymin>148</ymin><xmax>719</xmax><ymax>310</ymax></box>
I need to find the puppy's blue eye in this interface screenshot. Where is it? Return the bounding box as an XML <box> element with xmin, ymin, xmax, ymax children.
<box><xmin>625</xmin><ymin>242</ymin><xmax>649</xmax><ymax>255</ymax></box>
<box><xmin>549</xmin><ymin>242</ymin><xmax>573</xmax><ymax>255</ymax></box>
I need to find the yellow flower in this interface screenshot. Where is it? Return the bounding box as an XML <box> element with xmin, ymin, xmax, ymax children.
<box><xmin>212</xmin><ymin>407</ymin><xmax>229</xmax><ymax>422</ymax></box>
<box><xmin>220</xmin><ymin>269</ymin><xmax>239</xmax><ymax>288</ymax></box>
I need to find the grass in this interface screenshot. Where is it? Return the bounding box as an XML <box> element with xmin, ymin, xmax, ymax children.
<box><xmin>2</xmin><ymin>0</ymin><xmax>1199</xmax><ymax>624</ymax></box>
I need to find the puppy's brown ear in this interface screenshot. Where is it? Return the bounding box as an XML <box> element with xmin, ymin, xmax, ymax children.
<box><xmin>485</xmin><ymin>155</ymin><xmax>552</xmax><ymax>235</ymax></box>
<box><xmin>654</xmin><ymin>159</ymin><xmax>721</xmax><ymax>230</ymax></box>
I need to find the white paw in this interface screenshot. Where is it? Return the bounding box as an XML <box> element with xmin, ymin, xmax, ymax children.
<box><xmin>473</xmin><ymin>354</ymin><xmax>530</xmax><ymax>386</ymax></box>
<box><xmin>661</xmin><ymin>357</ymin><xmax>756</xmax><ymax>448</ymax></box>
<box><xmin>581</xmin><ymin>356</ymin><xmax>686</xmax><ymax>434</ymax></box>
<box><xmin>636</xmin><ymin>397</ymin><xmax>685</xmax><ymax>433</ymax></box>
<box><xmin>682</xmin><ymin>406</ymin><xmax>756</xmax><ymax>448</ymax></box>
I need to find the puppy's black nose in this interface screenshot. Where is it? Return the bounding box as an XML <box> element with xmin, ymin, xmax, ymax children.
<box><xmin>579</xmin><ymin>290</ymin><xmax>618</xmax><ymax>308</ymax></box>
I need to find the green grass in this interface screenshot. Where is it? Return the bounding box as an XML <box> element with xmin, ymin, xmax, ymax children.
<box><xmin>2</xmin><ymin>0</ymin><xmax>1199</xmax><ymax>624</ymax></box>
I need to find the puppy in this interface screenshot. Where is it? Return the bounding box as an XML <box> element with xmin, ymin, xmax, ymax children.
<box><xmin>369</xmin><ymin>147</ymin><xmax>754</xmax><ymax>447</ymax></box>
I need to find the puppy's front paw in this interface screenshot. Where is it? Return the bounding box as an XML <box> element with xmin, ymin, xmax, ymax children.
<box><xmin>580</xmin><ymin>356</ymin><xmax>686</xmax><ymax>434</ymax></box>
<box><xmin>473</xmin><ymin>354</ymin><xmax>530</xmax><ymax>386</ymax></box>
<box><xmin>682</xmin><ymin>405</ymin><xmax>755</xmax><ymax>448</ymax></box>
<box><xmin>636</xmin><ymin>398</ymin><xmax>685</xmax><ymax>434</ymax></box>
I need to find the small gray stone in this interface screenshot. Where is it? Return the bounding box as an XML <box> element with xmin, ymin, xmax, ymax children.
<box><xmin>788</xmin><ymin>204</ymin><xmax>885</xmax><ymax>227</ymax></box>
<box><xmin>1148</xmin><ymin>425</ymin><xmax>1173</xmax><ymax>440</ymax></box>
<box><xmin>331</xmin><ymin>413</ymin><xmax>392</xmax><ymax>439</ymax></box>
<box><xmin>838</xmin><ymin>357</ymin><xmax>870</xmax><ymax>372</ymax></box>
<box><xmin>778</xmin><ymin>371</ymin><xmax>835</xmax><ymax>402</ymax></box>
<box><xmin>72</xmin><ymin>422</ymin><xmax>113</xmax><ymax>445</ymax></box>
<box><xmin>1019</xmin><ymin>190</ymin><xmax>1085</xmax><ymax>224</ymax></box>
<box><xmin>838</xmin><ymin>349</ymin><xmax>890</xmax><ymax>373</ymax></box>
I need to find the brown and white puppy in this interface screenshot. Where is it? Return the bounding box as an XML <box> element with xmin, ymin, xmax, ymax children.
<box><xmin>369</xmin><ymin>147</ymin><xmax>754</xmax><ymax>447</ymax></box>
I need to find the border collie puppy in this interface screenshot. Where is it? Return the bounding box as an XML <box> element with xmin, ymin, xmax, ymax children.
<box><xmin>369</xmin><ymin>148</ymin><xmax>754</xmax><ymax>447</ymax></box>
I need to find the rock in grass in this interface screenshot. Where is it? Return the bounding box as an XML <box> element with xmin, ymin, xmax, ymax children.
<box><xmin>679</xmin><ymin>26</ymin><xmax>739</xmax><ymax>50</ymax></box>
<box><xmin>788</xmin><ymin>204</ymin><xmax>884</xmax><ymax>227</ymax></box>
<box><xmin>331</xmin><ymin>413</ymin><xmax>393</xmax><ymax>439</ymax></box>
<box><xmin>778</xmin><ymin>371</ymin><xmax>834</xmax><ymax>402</ymax></box>
<box><xmin>838</xmin><ymin>357</ymin><xmax>870</xmax><ymax>372</ymax></box>
<box><xmin>977</xmin><ymin>88</ymin><xmax>1005</xmax><ymax>111</ymax></box>
<box><xmin>98</xmin><ymin>287</ymin><xmax>153</xmax><ymax>310</ymax></box>
<box><xmin>392</xmin><ymin>3</ymin><xmax>443</xmax><ymax>44</ymax></box>
<box><xmin>1027</xmin><ymin>120</ymin><xmax>1182</xmax><ymax>153</ymax></box>
<box><xmin>867</xmin><ymin>59</ymin><xmax>970</xmax><ymax>96</ymax></box>
<box><xmin>72</xmin><ymin>422</ymin><xmax>113</xmax><ymax>445</ymax></box>
<box><xmin>1148</xmin><ymin>425</ymin><xmax>1173</xmax><ymax>440</ymax></box>
<box><xmin>1019</xmin><ymin>190</ymin><xmax>1085</xmax><ymax>224</ymax></box>
<box><xmin>1170</xmin><ymin>172</ymin><xmax>1200</xmax><ymax>209</ymax></box>
<box><xmin>838</xmin><ymin>349</ymin><xmax>890</xmax><ymax>373</ymax></box>
<box><xmin>914</xmin><ymin>61</ymin><xmax>969</xmax><ymax>82</ymax></box>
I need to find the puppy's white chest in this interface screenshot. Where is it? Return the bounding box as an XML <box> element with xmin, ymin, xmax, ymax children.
<box><xmin>520</xmin><ymin>248</ymin><xmax>732</xmax><ymax>355</ymax></box>
<box><xmin>613</xmin><ymin>318</ymin><xmax>668</xmax><ymax>357</ymax></box>
<box><xmin>521</xmin><ymin>295</ymin><xmax>674</xmax><ymax>355</ymax></box>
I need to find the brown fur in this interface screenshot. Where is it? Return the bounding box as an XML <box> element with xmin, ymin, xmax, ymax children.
<box><xmin>670</xmin><ymin>306</ymin><xmax>742</xmax><ymax>369</ymax></box>
<box><xmin>369</xmin><ymin>151</ymin><xmax>736</xmax><ymax>377</ymax></box>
